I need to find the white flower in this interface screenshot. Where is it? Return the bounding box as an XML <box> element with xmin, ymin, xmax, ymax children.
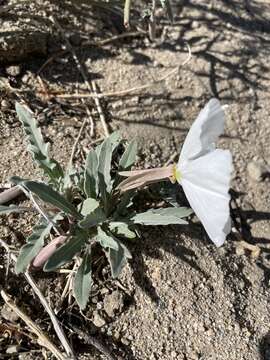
<box><xmin>118</xmin><ymin>98</ymin><xmax>233</xmax><ymax>246</ymax></box>
<box><xmin>173</xmin><ymin>98</ymin><xmax>233</xmax><ymax>246</ymax></box>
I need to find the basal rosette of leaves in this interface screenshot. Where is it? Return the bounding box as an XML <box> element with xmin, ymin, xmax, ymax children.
<box><xmin>0</xmin><ymin>103</ymin><xmax>192</xmax><ymax>309</ymax></box>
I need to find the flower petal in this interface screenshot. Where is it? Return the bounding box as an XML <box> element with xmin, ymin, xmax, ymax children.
<box><xmin>179</xmin><ymin>149</ymin><xmax>232</xmax><ymax>246</ymax></box>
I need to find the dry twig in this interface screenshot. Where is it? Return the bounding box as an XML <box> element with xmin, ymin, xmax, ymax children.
<box><xmin>70</xmin><ymin>325</ymin><xmax>117</xmax><ymax>360</ymax></box>
<box><xmin>0</xmin><ymin>239</ymin><xmax>76</xmax><ymax>359</ymax></box>
<box><xmin>1</xmin><ymin>290</ymin><xmax>66</xmax><ymax>360</ymax></box>
<box><xmin>50</xmin><ymin>16</ymin><xmax>110</xmax><ymax>138</ymax></box>
<box><xmin>55</xmin><ymin>43</ymin><xmax>192</xmax><ymax>100</ymax></box>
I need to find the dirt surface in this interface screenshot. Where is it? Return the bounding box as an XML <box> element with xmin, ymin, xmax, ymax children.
<box><xmin>0</xmin><ymin>1</ymin><xmax>270</xmax><ymax>359</ymax></box>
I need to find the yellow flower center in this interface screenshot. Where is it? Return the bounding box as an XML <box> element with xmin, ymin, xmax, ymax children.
<box><xmin>172</xmin><ymin>164</ymin><xmax>181</xmax><ymax>183</ymax></box>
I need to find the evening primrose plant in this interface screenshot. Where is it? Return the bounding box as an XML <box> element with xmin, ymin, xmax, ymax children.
<box><xmin>118</xmin><ymin>99</ymin><xmax>233</xmax><ymax>246</ymax></box>
<box><xmin>0</xmin><ymin>103</ymin><xmax>192</xmax><ymax>309</ymax></box>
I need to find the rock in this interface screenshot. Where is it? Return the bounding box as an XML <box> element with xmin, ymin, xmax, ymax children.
<box><xmin>92</xmin><ymin>311</ymin><xmax>106</xmax><ymax>327</ymax></box>
<box><xmin>103</xmin><ymin>290</ymin><xmax>124</xmax><ymax>318</ymax></box>
<box><xmin>6</xmin><ymin>345</ymin><xmax>20</xmax><ymax>354</ymax></box>
<box><xmin>121</xmin><ymin>337</ymin><xmax>130</xmax><ymax>346</ymax></box>
<box><xmin>6</xmin><ymin>65</ymin><xmax>21</xmax><ymax>77</ymax></box>
<box><xmin>1</xmin><ymin>303</ymin><xmax>19</xmax><ymax>322</ymax></box>
<box><xmin>247</xmin><ymin>161</ymin><xmax>267</xmax><ymax>182</ymax></box>
<box><xmin>1</xmin><ymin>99</ymin><xmax>11</xmax><ymax>111</ymax></box>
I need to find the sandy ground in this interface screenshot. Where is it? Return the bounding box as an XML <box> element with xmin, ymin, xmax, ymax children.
<box><xmin>0</xmin><ymin>1</ymin><xmax>270</xmax><ymax>359</ymax></box>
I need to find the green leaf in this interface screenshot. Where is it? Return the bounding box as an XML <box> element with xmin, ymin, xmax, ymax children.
<box><xmin>108</xmin><ymin>241</ymin><xmax>131</xmax><ymax>278</ymax></box>
<box><xmin>109</xmin><ymin>222</ymin><xmax>136</xmax><ymax>239</ymax></box>
<box><xmin>63</xmin><ymin>166</ymin><xmax>82</xmax><ymax>190</ymax></box>
<box><xmin>119</xmin><ymin>140</ymin><xmax>137</xmax><ymax>170</ymax></box>
<box><xmin>79</xmin><ymin>206</ymin><xmax>106</xmax><ymax>228</ymax></box>
<box><xmin>18</xmin><ymin>180</ymin><xmax>81</xmax><ymax>219</ymax></box>
<box><xmin>84</xmin><ymin>149</ymin><xmax>98</xmax><ymax>198</ymax></box>
<box><xmin>131</xmin><ymin>207</ymin><xmax>193</xmax><ymax>225</ymax></box>
<box><xmin>44</xmin><ymin>229</ymin><xmax>88</xmax><ymax>271</ymax></box>
<box><xmin>16</xmin><ymin>218</ymin><xmax>54</xmax><ymax>273</ymax></box>
<box><xmin>80</xmin><ymin>198</ymin><xmax>99</xmax><ymax>216</ymax></box>
<box><xmin>15</xmin><ymin>103</ymin><xmax>64</xmax><ymax>186</ymax></box>
<box><xmin>0</xmin><ymin>205</ymin><xmax>26</xmax><ymax>215</ymax></box>
<box><xmin>97</xmin><ymin>227</ymin><xmax>119</xmax><ymax>251</ymax></box>
<box><xmin>73</xmin><ymin>250</ymin><xmax>92</xmax><ymax>310</ymax></box>
<box><xmin>98</xmin><ymin>132</ymin><xmax>121</xmax><ymax>213</ymax></box>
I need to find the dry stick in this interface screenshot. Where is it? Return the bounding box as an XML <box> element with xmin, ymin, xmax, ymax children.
<box><xmin>0</xmin><ymin>290</ymin><xmax>66</xmax><ymax>360</ymax></box>
<box><xmin>87</xmin><ymin>31</ymin><xmax>143</xmax><ymax>46</ymax></box>
<box><xmin>37</xmin><ymin>32</ymin><xmax>143</xmax><ymax>76</ymax></box>
<box><xmin>70</xmin><ymin>325</ymin><xmax>117</xmax><ymax>360</ymax></box>
<box><xmin>164</xmin><ymin>150</ymin><xmax>178</xmax><ymax>166</ymax></box>
<box><xmin>27</xmin><ymin>192</ymin><xmax>63</xmax><ymax>236</ymax></box>
<box><xmin>68</xmin><ymin>118</ymin><xmax>88</xmax><ymax>167</ymax></box>
<box><xmin>51</xmin><ymin>16</ymin><xmax>110</xmax><ymax>138</ymax></box>
<box><xmin>0</xmin><ymin>239</ymin><xmax>76</xmax><ymax>360</ymax></box>
<box><xmin>148</xmin><ymin>0</ymin><xmax>157</xmax><ymax>41</ymax></box>
<box><xmin>124</xmin><ymin>0</ymin><xmax>132</xmax><ymax>27</ymax></box>
<box><xmin>56</xmin><ymin>43</ymin><xmax>192</xmax><ymax>100</ymax></box>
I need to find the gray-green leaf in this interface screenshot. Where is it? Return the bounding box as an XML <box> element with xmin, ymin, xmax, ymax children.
<box><xmin>108</xmin><ymin>241</ymin><xmax>131</xmax><ymax>278</ymax></box>
<box><xmin>79</xmin><ymin>206</ymin><xmax>106</xmax><ymax>228</ymax></box>
<box><xmin>109</xmin><ymin>222</ymin><xmax>136</xmax><ymax>239</ymax></box>
<box><xmin>16</xmin><ymin>218</ymin><xmax>54</xmax><ymax>273</ymax></box>
<box><xmin>73</xmin><ymin>250</ymin><xmax>92</xmax><ymax>310</ymax></box>
<box><xmin>97</xmin><ymin>227</ymin><xmax>119</xmax><ymax>251</ymax></box>
<box><xmin>16</xmin><ymin>102</ymin><xmax>64</xmax><ymax>186</ymax></box>
<box><xmin>84</xmin><ymin>149</ymin><xmax>98</xmax><ymax>198</ymax></box>
<box><xmin>98</xmin><ymin>132</ymin><xmax>121</xmax><ymax>212</ymax></box>
<box><xmin>119</xmin><ymin>140</ymin><xmax>137</xmax><ymax>170</ymax></box>
<box><xmin>44</xmin><ymin>229</ymin><xmax>88</xmax><ymax>271</ymax></box>
<box><xmin>18</xmin><ymin>180</ymin><xmax>81</xmax><ymax>219</ymax></box>
<box><xmin>131</xmin><ymin>207</ymin><xmax>193</xmax><ymax>225</ymax></box>
<box><xmin>80</xmin><ymin>198</ymin><xmax>99</xmax><ymax>217</ymax></box>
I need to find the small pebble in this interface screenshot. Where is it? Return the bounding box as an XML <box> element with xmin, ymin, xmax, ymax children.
<box><xmin>6</xmin><ymin>345</ymin><xmax>20</xmax><ymax>354</ymax></box>
<box><xmin>1</xmin><ymin>304</ymin><xmax>19</xmax><ymax>322</ymax></box>
<box><xmin>247</xmin><ymin>161</ymin><xmax>267</xmax><ymax>182</ymax></box>
<box><xmin>92</xmin><ymin>311</ymin><xmax>106</xmax><ymax>327</ymax></box>
<box><xmin>103</xmin><ymin>290</ymin><xmax>124</xmax><ymax>317</ymax></box>
<box><xmin>6</xmin><ymin>65</ymin><xmax>21</xmax><ymax>77</ymax></box>
<box><xmin>1</xmin><ymin>99</ymin><xmax>10</xmax><ymax>111</ymax></box>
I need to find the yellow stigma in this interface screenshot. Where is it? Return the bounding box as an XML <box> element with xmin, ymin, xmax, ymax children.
<box><xmin>172</xmin><ymin>164</ymin><xmax>181</xmax><ymax>183</ymax></box>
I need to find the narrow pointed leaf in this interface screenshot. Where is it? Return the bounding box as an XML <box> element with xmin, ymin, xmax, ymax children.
<box><xmin>108</xmin><ymin>241</ymin><xmax>131</xmax><ymax>278</ymax></box>
<box><xmin>98</xmin><ymin>132</ymin><xmax>121</xmax><ymax>212</ymax></box>
<box><xmin>20</xmin><ymin>180</ymin><xmax>81</xmax><ymax>219</ymax></box>
<box><xmin>16</xmin><ymin>219</ymin><xmax>54</xmax><ymax>273</ymax></box>
<box><xmin>74</xmin><ymin>251</ymin><xmax>92</xmax><ymax>309</ymax></box>
<box><xmin>131</xmin><ymin>207</ymin><xmax>193</xmax><ymax>225</ymax></box>
<box><xmin>84</xmin><ymin>149</ymin><xmax>98</xmax><ymax>198</ymax></box>
<box><xmin>16</xmin><ymin>102</ymin><xmax>64</xmax><ymax>185</ymax></box>
<box><xmin>44</xmin><ymin>229</ymin><xmax>88</xmax><ymax>271</ymax></box>
<box><xmin>119</xmin><ymin>140</ymin><xmax>137</xmax><ymax>170</ymax></box>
